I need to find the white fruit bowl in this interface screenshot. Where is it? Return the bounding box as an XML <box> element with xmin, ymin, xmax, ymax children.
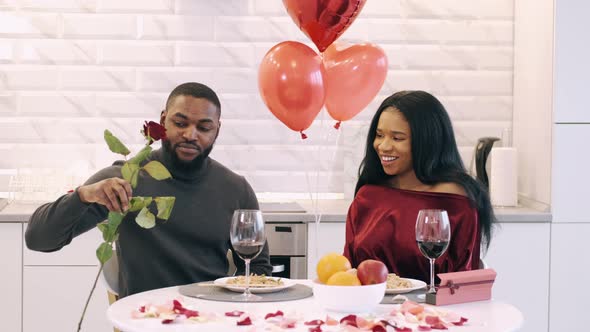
<box><xmin>312</xmin><ymin>280</ymin><xmax>386</xmax><ymax>313</ymax></box>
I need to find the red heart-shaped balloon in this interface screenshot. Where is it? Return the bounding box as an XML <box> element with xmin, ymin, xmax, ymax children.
<box><xmin>258</xmin><ymin>41</ymin><xmax>325</xmax><ymax>134</ymax></box>
<box><xmin>323</xmin><ymin>42</ymin><xmax>388</xmax><ymax>122</ymax></box>
<box><xmin>282</xmin><ymin>0</ymin><xmax>367</xmax><ymax>53</ymax></box>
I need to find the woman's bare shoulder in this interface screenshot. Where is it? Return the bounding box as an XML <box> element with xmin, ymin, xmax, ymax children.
<box><xmin>430</xmin><ymin>182</ymin><xmax>467</xmax><ymax>197</ymax></box>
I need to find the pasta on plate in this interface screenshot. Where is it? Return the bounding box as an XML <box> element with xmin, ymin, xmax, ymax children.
<box><xmin>225</xmin><ymin>275</ymin><xmax>284</xmax><ymax>287</ymax></box>
<box><xmin>386</xmin><ymin>273</ymin><xmax>412</xmax><ymax>289</ymax></box>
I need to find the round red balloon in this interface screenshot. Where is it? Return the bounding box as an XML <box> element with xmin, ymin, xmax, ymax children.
<box><xmin>258</xmin><ymin>41</ymin><xmax>325</xmax><ymax>133</ymax></box>
<box><xmin>323</xmin><ymin>42</ymin><xmax>388</xmax><ymax>123</ymax></box>
<box><xmin>282</xmin><ymin>0</ymin><xmax>367</xmax><ymax>53</ymax></box>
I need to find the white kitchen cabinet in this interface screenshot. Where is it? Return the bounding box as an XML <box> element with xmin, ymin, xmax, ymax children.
<box><xmin>23</xmin><ymin>226</ymin><xmax>103</xmax><ymax>265</ymax></box>
<box><xmin>552</xmin><ymin>124</ymin><xmax>590</xmax><ymax>223</ymax></box>
<box><xmin>22</xmin><ymin>225</ymin><xmax>112</xmax><ymax>332</ymax></box>
<box><xmin>484</xmin><ymin>222</ymin><xmax>550</xmax><ymax>332</ymax></box>
<box><xmin>0</xmin><ymin>223</ymin><xmax>22</xmax><ymax>332</ymax></box>
<box><xmin>23</xmin><ymin>266</ymin><xmax>111</xmax><ymax>332</ymax></box>
<box><xmin>307</xmin><ymin>222</ymin><xmax>346</xmax><ymax>279</ymax></box>
<box><xmin>549</xmin><ymin>223</ymin><xmax>590</xmax><ymax>332</ymax></box>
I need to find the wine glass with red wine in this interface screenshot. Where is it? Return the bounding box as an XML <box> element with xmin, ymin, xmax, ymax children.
<box><xmin>230</xmin><ymin>209</ymin><xmax>266</xmax><ymax>301</ymax></box>
<box><xmin>415</xmin><ymin>209</ymin><xmax>451</xmax><ymax>293</ymax></box>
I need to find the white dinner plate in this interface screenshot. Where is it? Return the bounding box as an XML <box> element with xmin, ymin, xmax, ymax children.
<box><xmin>385</xmin><ymin>278</ymin><xmax>427</xmax><ymax>294</ymax></box>
<box><xmin>214</xmin><ymin>276</ymin><xmax>296</xmax><ymax>294</ymax></box>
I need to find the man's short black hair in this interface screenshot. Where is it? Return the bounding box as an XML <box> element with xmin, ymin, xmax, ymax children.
<box><xmin>165</xmin><ymin>82</ymin><xmax>221</xmax><ymax>115</ymax></box>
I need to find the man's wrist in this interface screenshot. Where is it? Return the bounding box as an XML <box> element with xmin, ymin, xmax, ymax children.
<box><xmin>76</xmin><ymin>186</ymin><xmax>89</xmax><ymax>204</ymax></box>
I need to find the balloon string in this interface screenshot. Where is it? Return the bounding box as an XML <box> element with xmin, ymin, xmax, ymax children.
<box><xmin>303</xmin><ymin>143</ymin><xmax>320</xmax><ymax>269</ymax></box>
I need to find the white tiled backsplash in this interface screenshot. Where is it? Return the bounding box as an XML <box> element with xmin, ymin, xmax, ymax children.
<box><xmin>0</xmin><ymin>0</ymin><xmax>514</xmax><ymax>199</ymax></box>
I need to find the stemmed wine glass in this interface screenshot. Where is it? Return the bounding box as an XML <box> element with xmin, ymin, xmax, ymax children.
<box><xmin>230</xmin><ymin>209</ymin><xmax>266</xmax><ymax>301</ymax></box>
<box><xmin>415</xmin><ymin>209</ymin><xmax>451</xmax><ymax>294</ymax></box>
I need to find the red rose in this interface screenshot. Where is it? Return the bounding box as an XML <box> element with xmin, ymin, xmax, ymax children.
<box><xmin>143</xmin><ymin>121</ymin><xmax>167</xmax><ymax>144</ymax></box>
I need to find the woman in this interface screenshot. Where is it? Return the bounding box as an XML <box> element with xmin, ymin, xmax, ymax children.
<box><xmin>343</xmin><ymin>90</ymin><xmax>495</xmax><ymax>282</ymax></box>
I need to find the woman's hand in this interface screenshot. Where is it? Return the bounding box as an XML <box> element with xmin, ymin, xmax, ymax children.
<box><xmin>77</xmin><ymin>178</ymin><xmax>133</xmax><ymax>213</ymax></box>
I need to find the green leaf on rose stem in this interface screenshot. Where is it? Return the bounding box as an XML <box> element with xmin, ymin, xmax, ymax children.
<box><xmin>143</xmin><ymin>161</ymin><xmax>172</xmax><ymax>180</ymax></box>
<box><xmin>104</xmin><ymin>130</ymin><xmax>131</xmax><ymax>156</ymax></box>
<box><xmin>96</xmin><ymin>242</ymin><xmax>113</xmax><ymax>265</ymax></box>
<box><xmin>108</xmin><ymin>211</ymin><xmax>125</xmax><ymax>228</ymax></box>
<box><xmin>97</xmin><ymin>223</ymin><xmax>108</xmax><ymax>234</ymax></box>
<box><xmin>128</xmin><ymin>196</ymin><xmax>152</xmax><ymax>212</ymax></box>
<box><xmin>121</xmin><ymin>162</ymin><xmax>139</xmax><ymax>183</ymax></box>
<box><xmin>155</xmin><ymin>196</ymin><xmax>175</xmax><ymax>220</ymax></box>
<box><xmin>136</xmin><ymin>206</ymin><xmax>156</xmax><ymax>229</ymax></box>
<box><xmin>130</xmin><ymin>167</ymin><xmax>139</xmax><ymax>188</ymax></box>
<box><xmin>98</xmin><ymin>212</ymin><xmax>125</xmax><ymax>242</ymax></box>
<box><xmin>129</xmin><ymin>145</ymin><xmax>153</xmax><ymax>165</ymax></box>
<box><xmin>100</xmin><ymin>224</ymin><xmax>117</xmax><ymax>242</ymax></box>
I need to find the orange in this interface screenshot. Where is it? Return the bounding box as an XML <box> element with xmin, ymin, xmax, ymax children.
<box><xmin>326</xmin><ymin>271</ymin><xmax>362</xmax><ymax>286</ymax></box>
<box><xmin>316</xmin><ymin>253</ymin><xmax>352</xmax><ymax>283</ymax></box>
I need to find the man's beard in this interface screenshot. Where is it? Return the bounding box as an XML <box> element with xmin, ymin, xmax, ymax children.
<box><xmin>162</xmin><ymin>140</ymin><xmax>214</xmax><ymax>172</ymax></box>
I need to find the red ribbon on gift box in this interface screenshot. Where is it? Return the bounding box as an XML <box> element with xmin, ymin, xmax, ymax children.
<box><xmin>437</xmin><ymin>279</ymin><xmax>494</xmax><ymax>295</ymax></box>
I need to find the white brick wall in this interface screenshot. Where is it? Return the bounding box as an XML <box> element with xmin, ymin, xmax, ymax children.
<box><xmin>0</xmin><ymin>0</ymin><xmax>514</xmax><ymax>196</ymax></box>
<box><xmin>18</xmin><ymin>40</ymin><xmax>96</xmax><ymax>64</ymax></box>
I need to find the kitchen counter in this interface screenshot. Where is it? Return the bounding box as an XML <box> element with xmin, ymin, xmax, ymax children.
<box><xmin>0</xmin><ymin>198</ymin><xmax>552</xmax><ymax>223</ymax></box>
<box><xmin>264</xmin><ymin>199</ymin><xmax>552</xmax><ymax>223</ymax></box>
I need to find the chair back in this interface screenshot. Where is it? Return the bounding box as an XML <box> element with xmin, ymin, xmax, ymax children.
<box><xmin>99</xmin><ymin>251</ymin><xmax>120</xmax><ymax>332</ymax></box>
<box><xmin>99</xmin><ymin>251</ymin><xmax>119</xmax><ymax>299</ymax></box>
<box><xmin>227</xmin><ymin>249</ymin><xmax>237</xmax><ymax>276</ymax></box>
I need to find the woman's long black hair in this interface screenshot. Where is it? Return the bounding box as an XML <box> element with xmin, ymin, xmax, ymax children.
<box><xmin>355</xmin><ymin>90</ymin><xmax>495</xmax><ymax>249</ymax></box>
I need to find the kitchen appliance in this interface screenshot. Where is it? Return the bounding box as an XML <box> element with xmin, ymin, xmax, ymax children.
<box><xmin>260</xmin><ymin>201</ymin><xmax>308</xmax><ymax>279</ymax></box>
<box><xmin>473</xmin><ymin>137</ymin><xmax>500</xmax><ymax>188</ymax></box>
<box><xmin>265</xmin><ymin>221</ymin><xmax>308</xmax><ymax>279</ymax></box>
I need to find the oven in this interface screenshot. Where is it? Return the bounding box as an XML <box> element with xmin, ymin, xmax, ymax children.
<box><xmin>265</xmin><ymin>222</ymin><xmax>307</xmax><ymax>279</ymax></box>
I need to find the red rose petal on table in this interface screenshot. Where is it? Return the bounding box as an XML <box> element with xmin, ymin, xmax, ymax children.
<box><xmin>161</xmin><ymin>319</ymin><xmax>174</xmax><ymax>324</ymax></box>
<box><xmin>170</xmin><ymin>299</ymin><xmax>198</xmax><ymax>318</ymax></box>
<box><xmin>265</xmin><ymin>310</ymin><xmax>284</xmax><ymax>319</ymax></box>
<box><xmin>139</xmin><ymin>306</ymin><xmax>146</xmax><ymax>313</ymax></box>
<box><xmin>340</xmin><ymin>314</ymin><xmax>358</xmax><ymax>327</ymax></box>
<box><xmin>172</xmin><ymin>300</ymin><xmax>183</xmax><ymax>311</ymax></box>
<box><xmin>452</xmin><ymin>317</ymin><xmax>469</xmax><ymax>326</ymax></box>
<box><xmin>431</xmin><ymin>322</ymin><xmax>448</xmax><ymax>330</ymax></box>
<box><xmin>183</xmin><ymin>309</ymin><xmax>199</xmax><ymax>318</ymax></box>
<box><xmin>304</xmin><ymin>319</ymin><xmax>325</xmax><ymax>326</ymax></box>
<box><xmin>225</xmin><ymin>310</ymin><xmax>245</xmax><ymax>317</ymax></box>
<box><xmin>371</xmin><ymin>324</ymin><xmax>387</xmax><ymax>332</ymax></box>
<box><xmin>418</xmin><ymin>325</ymin><xmax>432</xmax><ymax>331</ymax></box>
<box><xmin>381</xmin><ymin>320</ymin><xmax>411</xmax><ymax>331</ymax></box>
<box><xmin>425</xmin><ymin>316</ymin><xmax>441</xmax><ymax>325</ymax></box>
<box><xmin>237</xmin><ymin>316</ymin><xmax>252</xmax><ymax>326</ymax></box>
<box><xmin>309</xmin><ymin>326</ymin><xmax>323</xmax><ymax>332</ymax></box>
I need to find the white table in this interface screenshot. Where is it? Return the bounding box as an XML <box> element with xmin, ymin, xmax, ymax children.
<box><xmin>108</xmin><ymin>280</ymin><xmax>523</xmax><ymax>332</ymax></box>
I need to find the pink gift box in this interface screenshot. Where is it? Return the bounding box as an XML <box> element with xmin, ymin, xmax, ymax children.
<box><xmin>425</xmin><ymin>268</ymin><xmax>497</xmax><ymax>306</ymax></box>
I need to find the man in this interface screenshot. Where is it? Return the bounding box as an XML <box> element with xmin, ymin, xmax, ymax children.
<box><xmin>25</xmin><ymin>82</ymin><xmax>272</xmax><ymax>297</ymax></box>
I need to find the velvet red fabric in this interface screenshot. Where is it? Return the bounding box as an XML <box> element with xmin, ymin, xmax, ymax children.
<box><xmin>343</xmin><ymin>184</ymin><xmax>481</xmax><ymax>283</ymax></box>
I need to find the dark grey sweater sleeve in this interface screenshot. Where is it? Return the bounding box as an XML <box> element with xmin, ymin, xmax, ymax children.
<box><xmin>232</xmin><ymin>177</ymin><xmax>273</xmax><ymax>276</ymax></box>
<box><xmin>25</xmin><ymin>165</ymin><xmax>120</xmax><ymax>252</ymax></box>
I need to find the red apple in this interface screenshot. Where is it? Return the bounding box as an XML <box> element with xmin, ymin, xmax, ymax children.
<box><xmin>356</xmin><ymin>259</ymin><xmax>388</xmax><ymax>285</ymax></box>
